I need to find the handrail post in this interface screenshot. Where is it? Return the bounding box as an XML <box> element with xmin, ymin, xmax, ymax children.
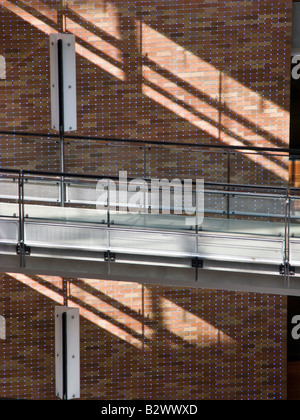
<box><xmin>284</xmin><ymin>189</ymin><xmax>291</xmax><ymax>288</ymax></box>
<box><xmin>227</xmin><ymin>149</ymin><xmax>231</xmax><ymax>219</ymax></box>
<box><xmin>107</xmin><ymin>179</ymin><xmax>111</xmax><ymax>229</ymax></box>
<box><xmin>18</xmin><ymin>170</ymin><xmax>25</xmax><ymax>268</ymax></box>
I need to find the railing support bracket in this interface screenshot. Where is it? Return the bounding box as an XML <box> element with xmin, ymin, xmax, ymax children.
<box><xmin>104</xmin><ymin>251</ymin><xmax>116</xmax><ymax>262</ymax></box>
<box><xmin>192</xmin><ymin>257</ymin><xmax>203</xmax><ymax>282</ymax></box>
<box><xmin>16</xmin><ymin>243</ymin><xmax>31</xmax><ymax>256</ymax></box>
<box><xmin>279</xmin><ymin>263</ymin><xmax>295</xmax><ymax>276</ymax></box>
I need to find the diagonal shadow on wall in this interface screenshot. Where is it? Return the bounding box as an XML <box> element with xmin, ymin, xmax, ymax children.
<box><xmin>0</xmin><ymin>0</ymin><xmax>290</xmax><ymax>185</ymax></box>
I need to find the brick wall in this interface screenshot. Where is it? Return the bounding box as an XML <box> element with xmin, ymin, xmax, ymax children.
<box><xmin>0</xmin><ymin>0</ymin><xmax>292</xmax><ymax>400</ymax></box>
<box><xmin>0</xmin><ymin>273</ymin><xmax>287</xmax><ymax>400</ymax></box>
<box><xmin>0</xmin><ymin>0</ymin><xmax>292</xmax><ymax>184</ymax></box>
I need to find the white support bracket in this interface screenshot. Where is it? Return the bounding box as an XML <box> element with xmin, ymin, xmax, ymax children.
<box><xmin>50</xmin><ymin>33</ymin><xmax>77</xmax><ymax>132</ymax></box>
<box><xmin>55</xmin><ymin>306</ymin><xmax>80</xmax><ymax>400</ymax></box>
<box><xmin>0</xmin><ymin>316</ymin><xmax>6</xmax><ymax>340</ymax></box>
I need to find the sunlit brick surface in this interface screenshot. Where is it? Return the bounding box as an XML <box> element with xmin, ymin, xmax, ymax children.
<box><xmin>0</xmin><ymin>0</ymin><xmax>292</xmax><ymax>400</ymax></box>
<box><xmin>0</xmin><ymin>274</ymin><xmax>287</xmax><ymax>400</ymax></box>
<box><xmin>0</xmin><ymin>0</ymin><xmax>292</xmax><ymax>184</ymax></box>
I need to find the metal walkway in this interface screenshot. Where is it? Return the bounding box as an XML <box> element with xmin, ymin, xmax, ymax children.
<box><xmin>1</xmin><ymin>169</ymin><xmax>300</xmax><ymax>296</ymax></box>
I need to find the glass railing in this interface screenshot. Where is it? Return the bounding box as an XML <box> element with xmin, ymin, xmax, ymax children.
<box><xmin>0</xmin><ymin>167</ymin><xmax>297</xmax><ymax>274</ymax></box>
<box><xmin>0</xmin><ymin>132</ymin><xmax>299</xmax><ymax>279</ymax></box>
<box><xmin>289</xmin><ymin>192</ymin><xmax>300</xmax><ymax>271</ymax></box>
<box><xmin>9</xmin><ymin>171</ymin><xmax>287</xmax><ymax>232</ymax></box>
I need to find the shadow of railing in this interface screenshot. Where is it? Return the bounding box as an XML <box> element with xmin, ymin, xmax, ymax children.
<box><xmin>0</xmin><ymin>0</ymin><xmax>290</xmax><ymax>183</ymax></box>
<box><xmin>6</xmin><ymin>273</ymin><xmax>236</xmax><ymax>352</ymax></box>
<box><xmin>142</xmin><ymin>55</ymin><xmax>289</xmax><ymax>153</ymax></box>
<box><xmin>6</xmin><ymin>0</ymin><xmax>59</xmax><ymax>29</ymax></box>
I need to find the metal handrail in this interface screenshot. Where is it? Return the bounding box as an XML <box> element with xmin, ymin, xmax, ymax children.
<box><xmin>0</xmin><ymin>129</ymin><xmax>300</xmax><ymax>155</ymax></box>
<box><xmin>0</xmin><ymin>167</ymin><xmax>294</xmax><ymax>192</ymax></box>
<box><xmin>0</xmin><ymin>168</ymin><xmax>297</xmax><ymax>283</ymax></box>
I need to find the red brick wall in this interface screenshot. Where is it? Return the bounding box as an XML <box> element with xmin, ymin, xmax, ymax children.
<box><xmin>0</xmin><ymin>274</ymin><xmax>287</xmax><ymax>400</ymax></box>
<box><xmin>0</xmin><ymin>0</ymin><xmax>292</xmax><ymax>400</ymax></box>
<box><xmin>0</xmin><ymin>0</ymin><xmax>292</xmax><ymax>184</ymax></box>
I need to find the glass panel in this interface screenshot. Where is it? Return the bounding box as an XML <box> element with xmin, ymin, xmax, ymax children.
<box><xmin>204</xmin><ymin>190</ymin><xmax>228</xmax><ymax>217</ymax></box>
<box><xmin>23</xmin><ymin>175</ymin><xmax>61</xmax><ymax>226</ymax></box>
<box><xmin>201</xmin><ymin>185</ymin><xmax>287</xmax><ymax>237</ymax></box>
<box><xmin>23</xmin><ymin>175</ymin><xmax>108</xmax><ymax>225</ymax></box>
<box><xmin>0</xmin><ymin>172</ymin><xmax>19</xmax><ymax>218</ymax></box>
<box><xmin>289</xmin><ymin>196</ymin><xmax>300</xmax><ymax>267</ymax></box>
<box><xmin>66</xmin><ymin>178</ymin><xmax>108</xmax><ymax>225</ymax></box>
<box><xmin>24</xmin><ymin>179</ymin><xmax>60</xmax><ymax>203</ymax></box>
<box><xmin>196</xmin><ymin>185</ymin><xmax>287</xmax><ymax>264</ymax></box>
<box><xmin>109</xmin><ymin>177</ymin><xmax>201</xmax><ymax>232</ymax></box>
<box><xmin>229</xmin><ymin>191</ymin><xmax>286</xmax><ymax>219</ymax></box>
<box><xmin>0</xmin><ymin>171</ymin><xmax>20</xmax><ymax>246</ymax></box>
<box><xmin>22</xmin><ymin>174</ymin><xmax>108</xmax><ymax>249</ymax></box>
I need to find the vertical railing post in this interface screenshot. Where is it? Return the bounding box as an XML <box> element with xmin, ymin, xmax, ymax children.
<box><xmin>226</xmin><ymin>149</ymin><xmax>231</xmax><ymax>219</ymax></box>
<box><xmin>106</xmin><ymin>179</ymin><xmax>111</xmax><ymax>274</ymax></box>
<box><xmin>195</xmin><ymin>182</ymin><xmax>199</xmax><ymax>234</ymax></box>
<box><xmin>284</xmin><ymin>189</ymin><xmax>291</xmax><ymax>288</ymax></box>
<box><xmin>143</xmin><ymin>143</ymin><xmax>147</xmax><ymax>226</ymax></box>
<box><xmin>287</xmin><ymin>191</ymin><xmax>292</xmax><ymax>285</ymax></box>
<box><xmin>143</xmin><ymin>142</ymin><xmax>147</xmax><ymax>179</ymax></box>
<box><xmin>62</xmin><ymin>311</ymin><xmax>68</xmax><ymax>400</ymax></box>
<box><xmin>18</xmin><ymin>170</ymin><xmax>25</xmax><ymax>268</ymax></box>
<box><xmin>107</xmin><ymin>179</ymin><xmax>111</xmax><ymax>229</ymax></box>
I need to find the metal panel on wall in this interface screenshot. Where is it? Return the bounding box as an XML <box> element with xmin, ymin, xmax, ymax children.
<box><xmin>50</xmin><ymin>33</ymin><xmax>77</xmax><ymax>133</ymax></box>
